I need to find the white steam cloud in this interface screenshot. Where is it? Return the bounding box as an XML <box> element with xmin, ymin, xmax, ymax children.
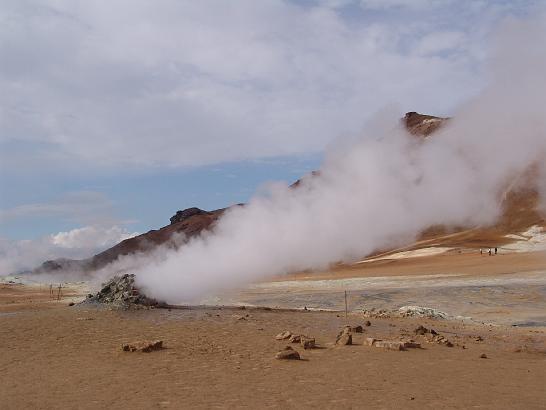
<box><xmin>116</xmin><ymin>15</ymin><xmax>546</xmax><ymax>303</ymax></box>
<box><xmin>0</xmin><ymin>226</ymin><xmax>138</xmax><ymax>274</ymax></box>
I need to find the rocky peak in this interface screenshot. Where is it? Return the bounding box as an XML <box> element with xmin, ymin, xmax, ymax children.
<box><xmin>404</xmin><ymin>111</ymin><xmax>448</xmax><ymax>136</ymax></box>
<box><xmin>169</xmin><ymin>207</ymin><xmax>209</xmax><ymax>225</ymax></box>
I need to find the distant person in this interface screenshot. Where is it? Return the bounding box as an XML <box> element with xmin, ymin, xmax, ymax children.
<box><xmin>480</xmin><ymin>249</ymin><xmax>483</xmax><ymax>255</ymax></box>
<box><xmin>495</xmin><ymin>247</ymin><xmax>498</xmax><ymax>255</ymax></box>
<box><xmin>488</xmin><ymin>248</ymin><xmax>492</xmax><ymax>256</ymax></box>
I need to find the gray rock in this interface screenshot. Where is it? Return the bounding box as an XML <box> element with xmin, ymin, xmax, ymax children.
<box><xmin>275</xmin><ymin>346</ymin><xmax>301</xmax><ymax>360</ymax></box>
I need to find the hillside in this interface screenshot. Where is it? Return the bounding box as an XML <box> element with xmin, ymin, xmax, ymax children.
<box><xmin>35</xmin><ymin>112</ymin><xmax>544</xmax><ymax>275</ymax></box>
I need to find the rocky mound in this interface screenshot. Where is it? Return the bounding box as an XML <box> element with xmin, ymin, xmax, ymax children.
<box><xmin>85</xmin><ymin>274</ymin><xmax>164</xmax><ymax>308</ymax></box>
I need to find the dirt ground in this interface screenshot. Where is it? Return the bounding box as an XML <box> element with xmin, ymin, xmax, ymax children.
<box><xmin>1</xmin><ymin>285</ymin><xmax>545</xmax><ymax>410</ymax></box>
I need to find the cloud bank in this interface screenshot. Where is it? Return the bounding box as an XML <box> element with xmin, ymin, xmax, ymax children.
<box><xmin>1</xmin><ymin>0</ymin><xmax>532</xmax><ymax>170</ymax></box>
<box><xmin>110</xmin><ymin>13</ymin><xmax>546</xmax><ymax>303</ymax></box>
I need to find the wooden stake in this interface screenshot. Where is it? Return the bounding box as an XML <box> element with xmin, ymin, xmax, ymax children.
<box><xmin>344</xmin><ymin>290</ymin><xmax>348</xmax><ymax>319</ymax></box>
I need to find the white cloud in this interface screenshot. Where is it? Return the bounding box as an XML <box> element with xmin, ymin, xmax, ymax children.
<box><xmin>2</xmin><ymin>0</ymin><xmax>530</xmax><ymax>170</ymax></box>
<box><xmin>0</xmin><ymin>225</ymin><xmax>138</xmax><ymax>274</ymax></box>
<box><xmin>50</xmin><ymin>225</ymin><xmax>137</xmax><ymax>249</ymax></box>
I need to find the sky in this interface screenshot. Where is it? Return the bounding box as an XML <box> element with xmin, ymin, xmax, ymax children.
<box><xmin>0</xmin><ymin>0</ymin><xmax>543</xmax><ymax>273</ymax></box>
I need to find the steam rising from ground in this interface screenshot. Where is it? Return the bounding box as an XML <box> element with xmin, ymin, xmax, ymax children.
<box><xmin>117</xmin><ymin>16</ymin><xmax>546</xmax><ymax>303</ymax></box>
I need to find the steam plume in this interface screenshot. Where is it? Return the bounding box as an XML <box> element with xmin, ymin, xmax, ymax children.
<box><xmin>127</xmin><ymin>15</ymin><xmax>546</xmax><ymax>303</ymax></box>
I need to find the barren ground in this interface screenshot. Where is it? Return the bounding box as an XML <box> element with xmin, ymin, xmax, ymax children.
<box><xmin>1</xmin><ymin>279</ymin><xmax>545</xmax><ymax>410</ymax></box>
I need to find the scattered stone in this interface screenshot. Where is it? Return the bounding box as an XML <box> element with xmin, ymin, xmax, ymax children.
<box><xmin>122</xmin><ymin>340</ymin><xmax>163</xmax><ymax>353</ymax></box>
<box><xmin>364</xmin><ymin>337</ymin><xmax>377</xmax><ymax>346</ymax></box>
<box><xmin>300</xmin><ymin>336</ymin><xmax>316</xmax><ymax>349</ymax></box>
<box><xmin>480</xmin><ymin>353</ymin><xmax>488</xmax><ymax>359</ymax></box>
<box><xmin>364</xmin><ymin>321</ymin><xmax>371</xmax><ymax>327</ymax></box>
<box><xmin>414</xmin><ymin>325</ymin><xmax>437</xmax><ymax>336</ymax></box>
<box><xmin>275</xmin><ymin>330</ymin><xmax>292</xmax><ymax>340</ymax></box>
<box><xmin>475</xmin><ymin>336</ymin><xmax>484</xmax><ymax>342</ymax></box>
<box><xmin>336</xmin><ymin>328</ymin><xmax>353</xmax><ymax>346</ymax></box>
<box><xmin>401</xmin><ymin>340</ymin><xmax>421</xmax><ymax>349</ymax></box>
<box><xmin>275</xmin><ymin>346</ymin><xmax>301</xmax><ymax>360</ymax></box>
<box><xmin>288</xmin><ymin>334</ymin><xmax>302</xmax><ymax>343</ymax></box>
<box><xmin>351</xmin><ymin>325</ymin><xmax>364</xmax><ymax>333</ymax></box>
<box><xmin>362</xmin><ymin>308</ymin><xmax>390</xmax><ymax>318</ymax></box>
<box><xmin>68</xmin><ymin>302</ymin><xmax>75</xmax><ymax>306</ymax></box>
<box><xmin>375</xmin><ymin>341</ymin><xmax>405</xmax><ymax>351</ymax></box>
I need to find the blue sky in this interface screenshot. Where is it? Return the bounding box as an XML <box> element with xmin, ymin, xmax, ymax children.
<box><xmin>0</xmin><ymin>0</ymin><xmax>543</xmax><ymax>272</ymax></box>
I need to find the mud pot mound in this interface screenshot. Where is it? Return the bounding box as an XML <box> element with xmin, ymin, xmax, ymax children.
<box><xmin>85</xmin><ymin>274</ymin><xmax>165</xmax><ymax>308</ymax></box>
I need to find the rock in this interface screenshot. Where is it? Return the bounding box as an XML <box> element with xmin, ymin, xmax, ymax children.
<box><xmin>364</xmin><ymin>337</ymin><xmax>377</xmax><ymax>346</ymax></box>
<box><xmin>336</xmin><ymin>332</ymin><xmax>352</xmax><ymax>346</ymax></box>
<box><xmin>414</xmin><ymin>325</ymin><xmax>438</xmax><ymax>336</ymax></box>
<box><xmin>169</xmin><ymin>207</ymin><xmax>208</xmax><ymax>224</ymax></box>
<box><xmin>351</xmin><ymin>325</ymin><xmax>364</xmax><ymax>333</ymax></box>
<box><xmin>275</xmin><ymin>346</ymin><xmax>301</xmax><ymax>360</ymax></box>
<box><xmin>275</xmin><ymin>330</ymin><xmax>292</xmax><ymax>340</ymax></box>
<box><xmin>375</xmin><ymin>341</ymin><xmax>405</xmax><ymax>351</ymax></box>
<box><xmin>364</xmin><ymin>321</ymin><xmax>371</xmax><ymax>327</ymax></box>
<box><xmin>414</xmin><ymin>325</ymin><xmax>428</xmax><ymax>335</ymax></box>
<box><xmin>480</xmin><ymin>353</ymin><xmax>488</xmax><ymax>359</ymax></box>
<box><xmin>401</xmin><ymin>340</ymin><xmax>421</xmax><ymax>349</ymax></box>
<box><xmin>288</xmin><ymin>334</ymin><xmax>302</xmax><ymax>343</ymax></box>
<box><xmin>122</xmin><ymin>340</ymin><xmax>163</xmax><ymax>353</ymax></box>
<box><xmin>300</xmin><ymin>336</ymin><xmax>316</xmax><ymax>349</ymax></box>
<box><xmin>68</xmin><ymin>302</ymin><xmax>75</xmax><ymax>306</ymax></box>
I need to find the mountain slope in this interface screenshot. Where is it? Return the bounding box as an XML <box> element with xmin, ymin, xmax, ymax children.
<box><xmin>35</xmin><ymin>112</ymin><xmax>544</xmax><ymax>274</ymax></box>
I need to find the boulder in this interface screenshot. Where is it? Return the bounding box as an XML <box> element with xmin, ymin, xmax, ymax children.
<box><xmin>275</xmin><ymin>346</ymin><xmax>301</xmax><ymax>360</ymax></box>
<box><xmin>364</xmin><ymin>337</ymin><xmax>377</xmax><ymax>346</ymax></box>
<box><xmin>122</xmin><ymin>340</ymin><xmax>163</xmax><ymax>353</ymax></box>
<box><xmin>401</xmin><ymin>340</ymin><xmax>421</xmax><ymax>349</ymax></box>
<box><xmin>300</xmin><ymin>336</ymin><xmax>316</xmax><ymax>349</ymax></box>
<box><xmin>336</xmin><ymin>329</ymin><xmax>352</xmax><ymax>346</ymax></box>
<box><xmin>275</xmin><ymin>330</ymin><xmax>292</xmax><ymax>340</ymax></box>
<box><xmin>375</xmin><ymin>341</ymin><xmax>405</xmax><ymax>351</ymax></box>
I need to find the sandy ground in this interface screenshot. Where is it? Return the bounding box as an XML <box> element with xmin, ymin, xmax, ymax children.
<box><xmin>1</xmin><ymin>283</ymin><xmax>545</xmax><ymax>410</ymax></box>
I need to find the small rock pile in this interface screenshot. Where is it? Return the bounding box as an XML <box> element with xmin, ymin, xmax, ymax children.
<box><xmin>86</xmin><ymin>274</ymin><xmax>163</xmax><ymax>308</ymax></box>
<box><xmin>122</xmin><ymin>340</ymin><xmax>163</xmax><ymax>353</ymax></box>
<box><xmin>414</xmin><ymin>325</ymin><xmax>453</xmax><ymax>347</ymax></box>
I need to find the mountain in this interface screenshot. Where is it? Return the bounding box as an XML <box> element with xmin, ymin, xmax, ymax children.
<box><xmin>34</xmin><ymin>112</ymin><xmax>544</xmax><ymax>275</ymax></box>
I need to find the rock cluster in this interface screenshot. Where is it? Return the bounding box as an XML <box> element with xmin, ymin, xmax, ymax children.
<box><xmin>86</xmin><ymin>274</ymin><xmax>163</xmax><ymax>308</ymax></box>
<box><xmin>122</xmin><ymin>340</ymin><xmax>163</xmax><ymax>353</ymax></box>
<box><xmin>414</xmin><ymin>325</ymin><xmax>453</xmax><ymax>347</ymax></box>
<box><xmin>275</xmin><ymin>330</ymin><xmax>316</xmax><ymax>350</ymax></box>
